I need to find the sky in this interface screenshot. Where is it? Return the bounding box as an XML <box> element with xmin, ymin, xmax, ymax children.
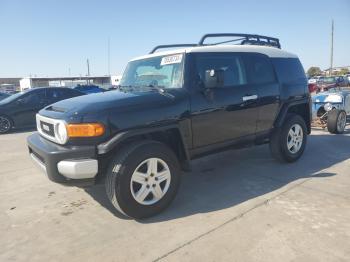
<box><xmin>0</xmin><ymin>0</ymin><xmax>349</xmax><ymax>77</ymax></box>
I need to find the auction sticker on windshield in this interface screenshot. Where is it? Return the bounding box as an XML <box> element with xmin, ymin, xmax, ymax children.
<box><xmin>160</xmin><ymin>54</ymin><xmax>183</xmax><ymax>66</ymax></box>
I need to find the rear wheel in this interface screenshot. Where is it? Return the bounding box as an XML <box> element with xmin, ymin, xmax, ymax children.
<box><xmin>0</xmin><ymin>115</ymin><xmax>12</xmax><ymax>134</ymax></box>
<box><xmin>327</xmin><ymin>109</ymin><xmax>347</xmax><ymax>134</ymax></box>
<box><xmin>105</xmin><ymin>140</ymin><xmax>181</xmax><ymax>219</ymax></box>
<box><xmin>270</xmin><ymin>114</ymin><xmax>307</xmax><ymax>163</ymax></box>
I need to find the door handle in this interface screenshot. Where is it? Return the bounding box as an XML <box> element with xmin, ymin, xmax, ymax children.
<box><xmin>242</xmin><ymin>95</ymin><xmax>258</xmax><ymax>101</ymax></box>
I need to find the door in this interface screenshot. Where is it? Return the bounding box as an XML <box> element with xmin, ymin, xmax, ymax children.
<box><xmin>244</xmin><ymin>53</ymin><xmax>280</xmax><ymax>133</ymax></box>
<box><xmin>12</xmin><ymin>89</ymin><xmax>47</xmax><ymax>127</ymax></box>
<box><xmin>189</xmin><ymin>53</ymin><xmax>259</xmax><ymax>148</ymax></box>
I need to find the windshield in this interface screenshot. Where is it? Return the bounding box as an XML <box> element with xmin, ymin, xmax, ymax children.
<box><xmin>120</xmin><ymin>53</ymin><xmax>184</xmax><ymax>89</ymax></box>
<box><xmin>0</xmin><ymin>91</ymin><xmax>25</xmax><ymax>104</ymax></box>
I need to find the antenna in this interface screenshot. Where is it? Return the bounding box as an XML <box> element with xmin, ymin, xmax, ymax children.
<box><xmin>87</xmin><ymin>59</ymin><xmax>90</xmax><ymax>84</ymax></box>
<box><xmin>330</xmin><ymin>19</ymin><xmax>334</xmax><ymax>76</ymax></box>
<box><xmin>108</xmin><ymin>37</ymin><xmax>111</xmax><ymax>76</ymax></box>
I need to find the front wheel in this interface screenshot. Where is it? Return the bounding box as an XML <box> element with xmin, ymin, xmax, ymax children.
<box><xmin>270</xmin><ymin>114</ymin><xmax>307</xmax><ymax>163</ymax></box>
<box><xmin>105</xmin><ymin>140</ymin><xmax>181</xmax><ymax>219</ymax></box>
<box><xmin>327</xmin><ymin>109</ymin><xmax>347</xmax><ymax>134</ymax></box>
<box><xmin>0</xmin><ymin>115</ymin><xmax>13</xmax><ymax>134</ymax></box>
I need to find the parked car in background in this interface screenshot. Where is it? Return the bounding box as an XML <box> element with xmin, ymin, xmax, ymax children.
<box><xmin>0</xmin><ymin>87</ymin><xmax>84</xmax><ymax>134</ymax></box>
<box><xmin>335</xmin><ymin>76</ymin><xmax>349</xmax><ymax>87</ymax></box>
<box><xmin>317</xmin><ymin>76</ymin><xmax>339</xmax><ymax>92</ymax></box>
<box><xmin>308</xmin><ymin>76</ymin><xmax>323</xmax><ymax>84</ymax></box>
<box><xmin>0</xmin><ymin>92</ymin><xmax>10</xmax><ymax>101</ymax></box>
<box><xmin>312</xmin><ymin>89</ymin><xmax>350</xmax><ymax>133</ymax></box>
<box><xmin>346</xmin><ymin>74</ymin><xmax>350</xmax><ymax>83</ymax></box>
<box><xmin>73</xmin><ymin>84</ymin><xmax>105</xmax><ymax>94</ymax></box>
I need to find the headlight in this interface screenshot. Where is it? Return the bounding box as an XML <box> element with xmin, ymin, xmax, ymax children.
<box><xmin>55</xmin><ymin>122</ymin><xmax>68</xmax><ymax>144</ymax></box>
<box><xmin>324</xmin><ymin>102</ymin><xmax>333</xmax><ymax>112</ymax></box>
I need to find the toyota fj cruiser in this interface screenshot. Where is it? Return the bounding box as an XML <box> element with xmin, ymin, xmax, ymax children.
<box><xmin>27</xmin><ymin>33</ymin><xmax>311</xmax><ymax>219</ymax></box>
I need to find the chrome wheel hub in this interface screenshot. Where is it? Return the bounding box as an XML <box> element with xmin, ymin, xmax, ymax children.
<box><xmin>130</xmin><ymin>158</ymin><xmax>171</xmax><ymax>205</ymax></box>
<box><xmin>287</xmin><ymin>124</ymin><xmax>303</xmax><ymax>154</ymax></box>
<box><xmin>0</xmin><ymin>116</ymin><xmax>11</xmax><ymax>133</ymax></box>
<box><xmin>337</xmin><ymin>112</ymin><xmax>346</xmax><ymax>132</ymax></box>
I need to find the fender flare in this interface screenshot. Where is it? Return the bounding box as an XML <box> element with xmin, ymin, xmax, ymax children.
<box><xmin>274</xmin><ymin>98</ymin><xmax>311</xmax><ymax>133</ymax></box>
<box><xmin>97</xmin><ymin>124</ymin><xmax>190</xmax><ymax>160</ymax></box>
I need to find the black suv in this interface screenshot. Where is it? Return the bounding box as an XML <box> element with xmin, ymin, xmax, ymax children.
<box><xmin>27</xmin><ymin>34</ymin><xmax>311</xmax><ymax>219</ymax></box>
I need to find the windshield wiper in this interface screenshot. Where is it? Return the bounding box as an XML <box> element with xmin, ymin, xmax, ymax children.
<box><xmin>146</xmin><ymin>84</ymin><xmax>175</xmax><ymax>99</ymax></box>
<box><xmin>118</xmin><ymin>84</ymin><xmax>174</xmax><ymax>98</ymax></box>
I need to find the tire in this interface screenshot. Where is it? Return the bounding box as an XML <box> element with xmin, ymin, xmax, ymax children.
<box><xmin>270</xmin><ymin>114</ymin><xmax>307</xmax><ymax>163</ymax></box>
<box><xmin>105</xmin><ymin>140</ymin><xmax>181</xmax><ymax>219</ymax></box>
<box><xmin>0</xmin><ymin>115</ymin><xmax>13</xmax><ymax>134</ymax></box>
<box><xmin>327</xmin><ymin>109</ymin><xmax>346</xmax><ymax>134</ymax></box>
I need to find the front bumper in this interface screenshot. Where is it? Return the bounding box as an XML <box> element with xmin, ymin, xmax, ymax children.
<box><xmin>27</xmin><ymin>133</ymin><xmax>98</xmax><ymax>186</ymax></box>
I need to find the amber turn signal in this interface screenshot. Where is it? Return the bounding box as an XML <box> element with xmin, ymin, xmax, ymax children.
<box><xmin>67</xmin><ymin>123</ymin><xmax>105</xmax><ymax>137</ymax></box>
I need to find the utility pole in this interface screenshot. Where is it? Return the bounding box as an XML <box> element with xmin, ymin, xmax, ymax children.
<box><xmin>108</xmin><ymin>37</ymin><xmax>111</xmax><ymax>76</ymax></box>
<box><xmin>87</xmin><ymin>59</ymin><xmax>90</xmax><ymax>84</ymax></box>
<box><xmin>330</xmin><ymin>19</ymin><xmax>334</xmax><ymax>76</ymax></box>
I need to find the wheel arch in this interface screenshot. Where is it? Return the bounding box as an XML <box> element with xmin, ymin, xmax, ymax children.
<box><xmin>97</xmin><ymin>125</ymin><xmax>190</xmax><ymax>171</ymax></box>
<box><xmin>274</xmin><ymin>99</ymin><xmax>311</xmax><ymax>134</ymax></box>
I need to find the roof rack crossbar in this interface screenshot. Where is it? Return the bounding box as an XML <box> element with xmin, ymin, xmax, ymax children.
<box><xmin>149</xmin><ymin>33</ymin><xmax>281</xmax><ymax>54</ymax></box>
<box><xmin>150</xmin><ymin>44</ymin><xmax>197</xmax><ymax>54</ymax></box>
<box><xmin>198</xmin><ymin>33</ymin><xmax>281</xmax><ymax>49</ymax></box>
<box><xmin>210</xmin><ymin>37</ymin><xmax>246</xmax><ymax>46</ymax></box>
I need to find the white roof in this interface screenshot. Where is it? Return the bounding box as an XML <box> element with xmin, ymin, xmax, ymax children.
<box><xmin>131</xmin><ymin>45</ymin><xmax>298</xmax><ymax>61</ymax></box>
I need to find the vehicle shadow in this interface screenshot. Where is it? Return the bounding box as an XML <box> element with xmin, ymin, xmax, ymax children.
<box><xmin>84</xmin><ymin>132</ymin><xmax>350</xmax><ymax>222</ymax></box>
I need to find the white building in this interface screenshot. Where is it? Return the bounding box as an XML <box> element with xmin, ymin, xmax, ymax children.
<box><xmin>19</xmin><ymin>76</ymin><xmax>113</xmax><ymax>91</ymax></box>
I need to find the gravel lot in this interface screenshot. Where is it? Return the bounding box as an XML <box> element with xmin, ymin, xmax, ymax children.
<box><xmin>1</xmin><ymin>128</ymin><xmax>349</xmax><ymax>262</ymax></box>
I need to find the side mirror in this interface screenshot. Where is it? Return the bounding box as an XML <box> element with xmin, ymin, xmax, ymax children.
<box><xmin>204</xmin><ymin>69</ymin><xmax>224</xmax><ymax>89</ymax></box>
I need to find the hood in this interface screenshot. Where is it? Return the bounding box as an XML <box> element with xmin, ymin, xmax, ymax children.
<box><xmin>313</xmin><ymin>92</ymin><xmax>343</xmax><ymax>103</ymax></box>
<box><xmin>39</xmin><ymin>89</ymin><xmax>177</xmax><ymax>119</ymax></box>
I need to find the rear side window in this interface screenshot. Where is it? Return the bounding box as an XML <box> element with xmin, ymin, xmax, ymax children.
<box><xmin>272</xmin><ymin>58</ymin><xmax>306</xmax><ymax>83</ymax></box>
<box><xmin>194</xmin><ymin>53</ymin><xmax>247</xmax><ymax>87</ymax></box>
<box><xmin>244</xmin><ymin>54</ymin><xmax>276</xmax><ymax>85</ymax></box>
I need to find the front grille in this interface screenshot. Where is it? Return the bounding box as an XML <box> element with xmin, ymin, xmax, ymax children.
<box><xmin>40</xmin><ymin>121</ymin><xmax>55</xmax><ymax>137</ymax></box>
<box><xmin>36</xmin><ymin>114</ymin><xmax>66</xmax><ymax>144</ymax></box>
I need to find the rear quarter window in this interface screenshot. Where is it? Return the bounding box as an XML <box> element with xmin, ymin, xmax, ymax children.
<box><xmin>272</xmin><ymin>58</ymin><xmax>306</xmax><ymax>84</ymax></box>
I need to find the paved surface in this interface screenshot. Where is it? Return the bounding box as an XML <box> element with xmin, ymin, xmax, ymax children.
<box><xmin>0</xmin><ymin>128</ymin><xmax>350</xmax><ymax>262</ymax></box>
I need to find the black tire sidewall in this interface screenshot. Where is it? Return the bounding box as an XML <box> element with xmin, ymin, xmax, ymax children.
<box><xmin>327</xmin><ymin>109</ymin><xmax>345</xmax><ymax>134</ymax></box>
<box><xmin>279</xmin><ymin>114</ymin><xmax>307</xmax><ymax>162</ymax></box>
<box><xmin>106</xmin><ymin>141</ymin><xmax>180</xmax><ymax>219</ymax></box>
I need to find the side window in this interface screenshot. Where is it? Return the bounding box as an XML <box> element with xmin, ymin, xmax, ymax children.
<box><xmin>47</xmin><ymin>89</ymin><xmax>71</xmax><ymax>101</ymax></box>
<box><xmin>271</xmin><ymin>58</ymin><xmax>306</xmax><ymax>84</ymax></box>
<box><xmin>20</xmin><ymin>90</ymin><xmax>45</xmax><ymax>104</ymax></box>
<box><xmin>195</xmin><ymin>54</ymin><xmax>247</xmax><ymax>87</ymax></box>
<box><xmin>245</xmin><ymin>54</ymin><xmax>276</xmax><ymax>85</ymax></box>
<box><xmin>62</xmin><ymin>89</ymin><xmax>79</xmax><ymax>98</ymax></box>
<box><xmin>46</xmin><ymin>89</ymin><xmax>61</xmax><ymax>101</ymax></box>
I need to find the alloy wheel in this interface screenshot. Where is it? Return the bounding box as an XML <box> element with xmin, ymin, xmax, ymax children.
<box><xmin>0</xmin><ymin>116</ymin><xmax>11</xmax><ymax>133</ymax></box>
<box><xmin>287</xmin><ymin>124</ymin><xmax>304</xmax><ymax>154</ymax></box>
<box><xmin>337</xmin><ymin>111</ymin><xmax>347</xmax><ymax>132</ymax></box>
<box><xmin>130</xmin><ymin>157</ymin><xmax>171</xmax><ymax>205</ymax></box>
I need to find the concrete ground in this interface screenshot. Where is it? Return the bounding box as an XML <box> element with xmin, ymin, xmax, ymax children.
<box><xmin>0</xmin><ymin>128</ymin><xmax>349</xmax><ymax>262</ymax></box>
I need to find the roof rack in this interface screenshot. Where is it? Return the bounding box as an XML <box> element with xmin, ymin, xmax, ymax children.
<box><xmin>150</xmin><ymin>33</ymin><xmax>281</xmax><ymax>53</ymax></box>
<box><xmin>149</xmin><ymin>44</ymin><xmax>198</xmax><ymax>54</ymax></box>
<box><xmin>199</xmin><ymin>33</ymin><xmax>281</xmax><ymax>48</ymax></box>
